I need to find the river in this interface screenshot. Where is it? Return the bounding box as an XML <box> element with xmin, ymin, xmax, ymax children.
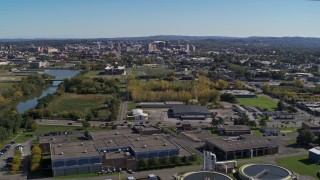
<box><xmin>16</xmin><ymin>69</ymin><xmax>80</xmax><ymax>114</ymax></box>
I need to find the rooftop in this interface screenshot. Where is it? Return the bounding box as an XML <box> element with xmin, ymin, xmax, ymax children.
<box><xmin>219</xmin><ymin>125</ymin><xmax>251</xmax><ymax>131</ymax></box>
<box><xmin>51</xmin><ymin>141</ymin><xmax>100</xmax><ymax>160</ymax></box>
<box><xmin>171</xmin><ymin>105</ymin><xmax>211</xmax><ymax>114</ymax></box>
<box><xmin>205</xmin><ymin>134</ymin><xmax>277</xmax><ymax>152</ymax></box>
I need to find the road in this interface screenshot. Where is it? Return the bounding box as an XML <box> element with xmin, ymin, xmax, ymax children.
<box><xmin>36</xmin><ymin>119</ymin><xmax>107</xmax><ymax>127</ymax></box>
<box><xmin>117</xmin><ymin>101</ymin><xmax>128</xmax><ymax>121</ymax></box>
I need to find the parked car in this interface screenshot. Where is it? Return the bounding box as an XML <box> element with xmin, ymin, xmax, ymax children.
<box><xmin>127</xmin><ymin>169</ymin><xmax>134</xmax><ymax>174</ymax></box>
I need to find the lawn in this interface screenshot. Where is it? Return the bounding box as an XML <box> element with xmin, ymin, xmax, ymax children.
<box><xmin>47</xmin><ymin>93</ymin><xmax>108</xmax><ymax>114</ymax></box>
<box><xmin>0</xmin><ymin>82</ymin><xmax>14</xmax><ymax>89</ymax></box>
<box><xmin>276</xmin><ymin>154</ymin><xmax>319</xmax><ymax>179</ymax></box>
<box><xmin>127</xmin><ymin>101</ymin><xmax>137</xmax><ymax>111</ymax></box>
<box><xmin>237</xmin><ymin>95</ymin><xmax>277</xmax><ymax>111</ymax></box>
<box><xmin>84</xmin><ymin>70</ymin><xmax>102</xmax><ymax>77</ymax></box>
<box><xmin>251</xmin><ymin>130</ymin><xmax>262</xmax><ymax>137</ymax></box>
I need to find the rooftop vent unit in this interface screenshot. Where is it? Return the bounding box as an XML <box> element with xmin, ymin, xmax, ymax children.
<box><xmin>60</xmin><ymin>152</ymin><xmax>64</xmax><ymax>155</ymax></box>
<box><xmin>84</xmin><ymin>150</ymin><xmax>87</xmax><ymax>153</ymax></box>
<box><xmin>80</xmin><ymin>142</ymin><xmax>84</xmax><ymax>146</ymax></box>
<box><xmin>109</xmin><ymin>140</ymin><xmax>113</xmax><ymax>143</ymax></box>
<box><xmin>136</xmin><ymin>138</ymin><xmax>140</xmax><ymax>141</ymax></box>
<box><xmin>116</xmin><ymin>132</ymin><xmax>119</xmax><ymax>135</ymax></box>
<box><xmin>59</xmin><ymin>144</ymin><xmax>62</xmax><ymax>147</ymax></box>
<box><xmin>143</xmin><ymin>145</ymin><xmax>147</xmax><ymax>148</ymax></box>
<box><xmin>156</xmin><ymin>136</ymin><xmax>160</xmax><ymax>139</ymax></box>
<box><xmin>164</xmin><ymin>143</ymin><xmax>168</xmax><ymax>146</ymax></box>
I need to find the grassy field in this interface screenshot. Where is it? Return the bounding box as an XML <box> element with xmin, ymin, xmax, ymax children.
<box><xmin>251</xmin><ymin>130</ymin><xmax>262</xmax><ymax>137</ymax></box>
<box><xmin>84</xmin><ymin>70</ymin><xmax>102</xmax><ymax>77</ymax></box>
<box><xmin>0</xmin><ymin>82</ymin><xmax>14</xmax><ymax>89</ymax></box>
<box><xmin>237</xmin><ymin>95</ymin><xmax>277</xmax><ymax>111</ymax></box>
<box><xmin>276</xmin><ymin>154</ymin><xmax>319</xmax><ymax>179</ymax></box>
<box><xmin>47</xmin><ymin>93</ymin><xmax>108</xmax><ymax>114</ymax></box>
<box><xmin>127</xmin><ymin>101</ymin><xmax>137</xmax><ymax>111</ymax></box>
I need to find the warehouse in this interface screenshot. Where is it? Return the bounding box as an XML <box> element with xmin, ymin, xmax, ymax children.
<box><xmin>170</xmin><ymin>105</ymin><xmax>212</xmax><ymax>120</ymax></box>
<box><xmin>51</xmin><ymin>141</ymin><xmax>102</xmax><ymax>177</ymax></box>
<box><xmin>205</xmin><ymin>134</ymin><xmax>278</xmax><ymax>161</ymax></box>
<box><xmin>49</xmin><ymin>129</ymin><xmax>192</xmax><ymax>176</ymax></box>
<box><xmin>217</xmin><ymin>125</ymin><xmax>251</xmax><ymax>136</ymax></box>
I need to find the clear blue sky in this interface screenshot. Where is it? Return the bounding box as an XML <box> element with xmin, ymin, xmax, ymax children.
<box><xmin>0</xmin><ymin>0</ymin><xmax>319</xmax><ymax>38</ymax></box>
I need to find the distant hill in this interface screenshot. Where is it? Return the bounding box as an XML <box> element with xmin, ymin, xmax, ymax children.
<box><xmin>1</xmin><ymin>35</ymin><xmax>320</xmax><ymax>48</ymax></box>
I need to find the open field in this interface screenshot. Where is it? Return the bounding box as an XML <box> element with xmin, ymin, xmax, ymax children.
<box><xmin>276</xmin><ymin>154</ymin><xmax>319</xmax><ymax>179</ymax></box>
<box><xmin>237</xmin><ymin>95</ymin><xmax>277</xmax><ymax>111</ymax></box>
<box><xmin>84</xmin><ymin>70</ymin><xmax>102</xmax><ymax>77</ymax></box>
<box><xmin>0</xmin><ymin>82</ymin><xmax>14</xmax><ymax>89</ymax></box>
<box><xmin>47</xmin><ymin>93</ymin><xmax>108</xmax><ymax>114</ymax></box>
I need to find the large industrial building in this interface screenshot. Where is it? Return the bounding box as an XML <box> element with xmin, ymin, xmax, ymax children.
<box><xmin>217</xmin><ymin>125</ymin><xmax>251</xmax><ymax>136</ymax></box>
<box><xmin>170</xmin><ymin>105</ymin><xmax>212</xmax><ymax>120</ymax></box>
<box><xmin>205</xmin><ymin>134</ymin><xmax>278</xmax><ymax>161</ymax></box>
<box><xmin>48</xmin><ymin>129</ymin><xmax>192</xmax><ymax>176</ymax></box>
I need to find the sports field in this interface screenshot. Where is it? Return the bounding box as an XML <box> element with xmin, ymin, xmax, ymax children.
<box><xmin>237</xmin><ymin>95</ymin><xmax>277</xmax><ymax>111</ymax></box>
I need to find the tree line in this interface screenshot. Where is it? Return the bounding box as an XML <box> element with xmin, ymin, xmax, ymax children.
<box><xmin>127</xmin><ymin>76</ymin><xmax>220</xmax><ymax>105</ymax></box>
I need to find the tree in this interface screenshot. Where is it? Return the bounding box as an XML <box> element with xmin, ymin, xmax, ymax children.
<box><xmin>85</xmin><ymin>113</ymin><xmax>94</xmax><ymax>121</ymax></box>
<box><xmin>27</xmin><ymin>119</ymin><xmax>39</xmax><ymax>131</ymax></box>
<box><xmin>138</xmin><ymin>158</ymin><xmax>148</xmax><ymax>169</ymax></box>
<box><xmin>277</xmin><ymin>101</ymin><xmax>285</xmax><ymax>111</ymax></box>
<box><xmin>262</xmin><ymin>83</ymin><xmax>270</xmax><ymax>92</ymax></box>
<box><xmin>82</xmin><ymin>121</ymin><xmax>91</xmax><ymax>129</ymax></box>
<box><xmin>181</xmin><ymin>156</ymin><xmax>189</xmax><ymax>164</ymax></box>
<box><xmin>287</xmin><ymin>106</ymin><xmax>298</xmax><ymax>113</ymax></box>
<box><xmin>30</xmin><ymin>145</ymin><xmax>42</xmax><ymax>171</ymax></box>
<box><xmin>171</xmin><ymin>156</ymin><xmax>182</xmax><ymax>165</ymax></box>
<box><xmin>160</xmin><ymin>156</ymin><xmax>171</xmax><ymax>166</ymax></box>
<box><xmin>220</xmin><ymin>93</ymin><xmax>237</xmax><ymax>103</ymax></box>
<box><xmin>296</xmin><ymin>130</ymin><xmax>315</xmax><ymax>147</ymax></box>
<box><xmin>211</xmin><ymin>117</ymin><xmax>224</xmax><ymax>127</ymax></box>
<box><xmin>148</xmin><ymin>157</ymin><xmax>160</xmax><ymax>167</ymax></box>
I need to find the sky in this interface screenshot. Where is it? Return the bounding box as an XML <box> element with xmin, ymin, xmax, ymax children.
<box><xmin>0</xmin><ymin>0</ymin><xmax>319</xmax><ymax>38</ymax></box>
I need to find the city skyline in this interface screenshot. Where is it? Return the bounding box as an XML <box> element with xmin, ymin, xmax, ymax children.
<box><xmin>0</xmin><ymin>0</ymin><xmax>320</xmax><ymax>38</ymax></box>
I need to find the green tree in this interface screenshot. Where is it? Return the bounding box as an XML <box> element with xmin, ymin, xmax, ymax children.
<box><xmin>297</xmin><ymin>130</ymin><xmax>315</xmax><ymax>147</ymax></box>
<box><xmin>220</xmin><ymin>93</ymin><xmax>237</xmax><ymax>103</ymax></box>
<box><xmin>82</xmin><ymin>121</ymin><xmax>91</xmax><ymax>129</ymax></box>
<box><xmin>211</xmin><ymin>117</ymin><xmax>224</xmax><ymax>127</ymax></box>
<box><xmin>138</xmin><ymin>158</ymin><xmax>148</xmax><ymax>169</ymax></box>
<box><xmin>148</xmin><ymin>157</ymin><xmax>160</xmax><ymax>167</ymax></box>
<box><xmin>277</xmin><ymin>101</ymin><xmax>285</xmax><ymax>111</ymax></box>
<box><xmin>160</xmin><ymin>156</ymin><xmax>171</xmax><ymax>166</ymax></box>
<box><xmin>171</xmin><ymin>156</ymin><xmax>182</xmax><ymax>165</ymax></box>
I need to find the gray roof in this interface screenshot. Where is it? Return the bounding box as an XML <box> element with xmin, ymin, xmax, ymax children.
<box><xmin>219</xmin><ymin>125</ymin><xmax>251</xmax><ymax>132</ymax></box>
<box><xmin>205</xmin><ymin>134</ymin><xmax>277</xmax><ymax>152</ymax></box>
<box><xmin>171</xmin><ymin>105</ymin><xmax>211</xmax><ymax>115</ymax></box>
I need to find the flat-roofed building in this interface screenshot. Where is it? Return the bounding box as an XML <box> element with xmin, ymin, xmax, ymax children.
<box><xmin>51</xmin><ymin>141</ymin><xmax>102</xmax><ymax>177</ymax></box>
<box><xmin>309</xmin><ymin>147</ymin><xmax>320</xmax><ymax>163</ymax></box>
<box><xmin>217</xmin><ymin>125</ymin><xmax>251</xmax><ymax>136</ymax></box>
<box><xmin>205</xmin><ymin>134</ymin><xmax>278</xmax><ymax>161</ymax></box>
<box><xmin>170</xmin><ymin>105</ymin><xmax>212</xmax><ymax>120</ymax></box>
<box><xmin>48</xmin><ymin>129</ymin><xmax>192</xmax><ymax>176</ymax></box>
<box><xmin>222</xmin><ymin>90</ymin><xmax>257</xmax><ymax>98</ymax></box>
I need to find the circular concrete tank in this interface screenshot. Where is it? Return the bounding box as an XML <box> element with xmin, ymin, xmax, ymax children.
<box><xmin>239</xmin><ymin>164</ymin><xmax>292</xmax><ymax>180</ymax></box>
<box><xmin>179</xmin><ymin>171</ymin><xmax>233</xmax><ymax>180</ymax></box>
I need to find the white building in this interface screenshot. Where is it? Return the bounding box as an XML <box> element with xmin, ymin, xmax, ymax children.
<box><xmin>132</xmin><ymin>109</ymin><xmax>148</xmax><ymax>120</ymax></box>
